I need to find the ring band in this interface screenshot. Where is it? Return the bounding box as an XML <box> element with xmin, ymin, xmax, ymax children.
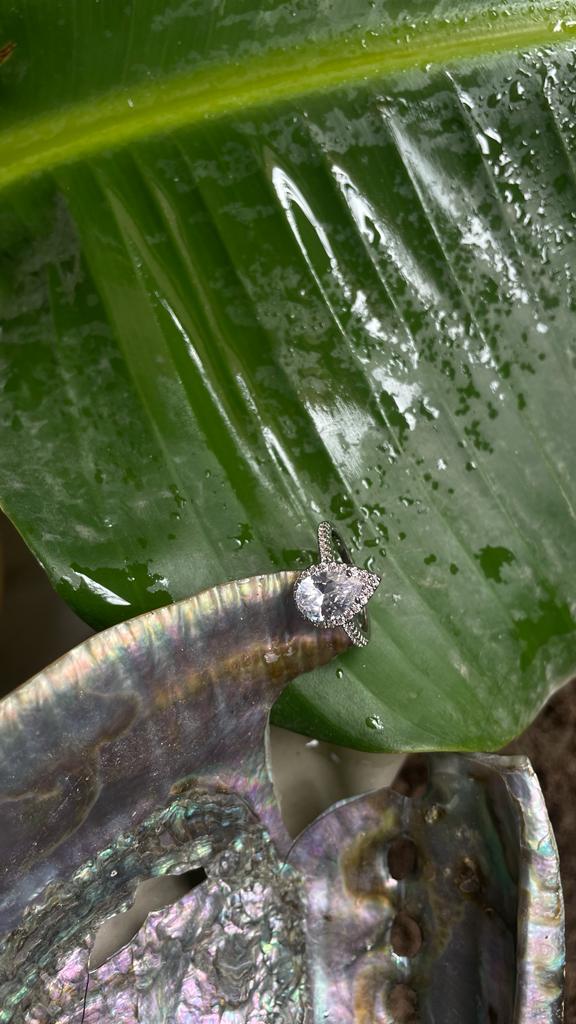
<box><xmin>293</xmin><ymin>522</ymin><xmax>381</xmax><ymax>648</ymax></box>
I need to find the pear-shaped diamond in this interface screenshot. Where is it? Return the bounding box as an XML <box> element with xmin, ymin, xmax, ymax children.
<box><xmin>294</xmin><ymin>562</ymin><xmax>380</xmax><ymax>626</ymax></box>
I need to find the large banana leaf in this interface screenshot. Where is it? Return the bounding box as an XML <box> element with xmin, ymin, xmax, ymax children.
<box><xmin>1</xmin><ymin>0</ymin><xmax>576</xmax><ymax>751</ymax></box>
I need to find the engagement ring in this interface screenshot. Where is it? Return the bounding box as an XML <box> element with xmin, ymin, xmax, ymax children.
<box><xmin>293</xmin><ymin>522</ymin><xmax>381</xmax><ymax>647</ymax></box>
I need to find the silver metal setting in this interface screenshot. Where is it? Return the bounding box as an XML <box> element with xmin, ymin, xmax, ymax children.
<box><xmin>293</xmin><ymin>522</ymin><xmax>381</xmax><ymax>647</ymax></box>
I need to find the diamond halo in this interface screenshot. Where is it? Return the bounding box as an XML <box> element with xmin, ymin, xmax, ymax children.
<box><xmin>293</xmin><ymin>523</ymin><xmax>381</xmax><ymax>647</ymax></box>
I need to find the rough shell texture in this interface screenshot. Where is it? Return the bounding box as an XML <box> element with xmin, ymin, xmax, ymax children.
<box><xmin>0</xmin><ymin>573</ymin><xmax>564</xmax><ymax>1022</ymax></box>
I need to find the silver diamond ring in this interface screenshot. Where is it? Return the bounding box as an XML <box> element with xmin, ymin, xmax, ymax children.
<box><xmin>293</xmin><ymin>522</ymin><xmax>381</xmax><ymax>647</ymax></box>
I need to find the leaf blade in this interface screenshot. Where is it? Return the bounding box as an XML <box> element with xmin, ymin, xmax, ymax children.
<box><xmin>1</xmin><ymin>5</ymin><xmax>576</xmax><ymax>750</ymax></box>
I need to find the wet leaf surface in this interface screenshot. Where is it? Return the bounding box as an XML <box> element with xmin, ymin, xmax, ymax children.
<box><xmin>1</xmin><ymin>1</ymin><xmax>576</xmax><ymax>748</ymax></box>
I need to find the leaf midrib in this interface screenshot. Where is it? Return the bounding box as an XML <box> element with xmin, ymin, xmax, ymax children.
<box><xmin>0</xmin><ymin>6</ymin><xmax>575</xmax><ymax>190</ymax></box>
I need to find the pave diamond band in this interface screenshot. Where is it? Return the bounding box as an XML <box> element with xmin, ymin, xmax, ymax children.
<box><xmin>293</xmin><ymin>522</ymin><xmax>381</xmax><ymax>648</ymax></box>
<box><xmin>317</xmin><ymin>520</ymin><xmax>340</xmax><ymax>563</ymax></box>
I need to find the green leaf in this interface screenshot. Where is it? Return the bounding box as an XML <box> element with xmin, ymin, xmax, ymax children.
<box><xmin>1</xmin><ymin>0</ymin><xmax>576</xmax><ymax>751</ymax></box>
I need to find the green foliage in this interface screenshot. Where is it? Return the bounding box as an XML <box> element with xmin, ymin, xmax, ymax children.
<box><xmin>1</xmin><ymin>1</ymin><xmax>576</xmax><ymax>749</ymax></box>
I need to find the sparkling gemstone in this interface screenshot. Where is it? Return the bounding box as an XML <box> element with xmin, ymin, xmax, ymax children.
<box><xmin>295</xmin><ymin>563</ymin><xmax>377</xmax><ymax>625</ymax></box>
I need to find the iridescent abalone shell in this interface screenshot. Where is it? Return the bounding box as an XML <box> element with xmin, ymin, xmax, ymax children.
<box><xmin>0</xmin><ymin>573</ymin><xmax>564</xmax><ymax>1022</ymax></box>
<box><xmin>289</xmin><ymin>754</ymin><xmax>564</xmax><ymax>1023</ymax></box>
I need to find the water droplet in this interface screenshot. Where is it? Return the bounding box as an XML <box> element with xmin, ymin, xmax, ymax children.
<box><xmin>336</xmin><ymin>667</ymin><xmax>344</xmax><ymax>679</ymax></box>
<box><xmin>366</xmin><ymin>714</ymin><xmax>384</xmax><ymax>731</ymax></box>
<box><xmin>233</xmin><ymin>522</ymin><xmax>254</xmax><ymax>548</ymax></box>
